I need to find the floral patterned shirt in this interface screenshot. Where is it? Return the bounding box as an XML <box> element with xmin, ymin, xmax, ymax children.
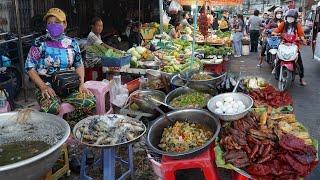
<box><xmin>25</xmin><ymin>34</ymin><xmax>83</xmax><ymax>76</ymax></box>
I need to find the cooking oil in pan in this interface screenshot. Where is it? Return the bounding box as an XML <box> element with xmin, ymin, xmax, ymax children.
<box><xmin>0</xmin><ymin>141</ymin><xmax>50</xmax><ymax>166</ymax></box>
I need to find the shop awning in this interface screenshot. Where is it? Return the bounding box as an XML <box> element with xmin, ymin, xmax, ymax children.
<box><xmin>177</xmin><ymin>0</ymin><xmax>243</xmax><ymax>6</ymax></box>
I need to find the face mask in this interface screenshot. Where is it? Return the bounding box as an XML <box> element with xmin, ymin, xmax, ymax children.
<box><xmin>276</xmin><ymin>14</ymin><xmax>282</xmax><ymax>19</ymax></box>
<box><xmin>287</xmin><ymin>17</ymin><xmax>295</xmax><ymax>23</ymax></box>
<box><xmin>47</xmin><ymin>23</ymin><xmax>64</xmax><ymax>38</ymax></box>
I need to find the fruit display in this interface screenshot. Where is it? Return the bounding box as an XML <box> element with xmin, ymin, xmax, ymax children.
<box><xmin>196</xmin><ymin>45</ymin><xmax>233</xmax><ymax>57</ymax></box>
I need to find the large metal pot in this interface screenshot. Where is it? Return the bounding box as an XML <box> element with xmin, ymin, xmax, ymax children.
<box><xmin>147</xmin><ymin>109</ymin><xmax>221</xmax><ymax>159</ymax></box>
<box><xmin>0</xmin><ymin>111</ymin><xmax>70</xmax><ymax>180</ymax></box>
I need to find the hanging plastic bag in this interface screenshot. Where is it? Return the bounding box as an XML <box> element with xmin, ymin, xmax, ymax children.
<box><xmin>314</xmin><ymin>32</ymin><xmax>320</xmax><ymax>61</ymax></box>
<box><xmin>168</xmin><ymin>0</ymin><xmax>182</xmax><ymax>14</ymax></box>
<box><xmin>163</xmin><ymin>11</ymin><xmax>171</xmax><ymax>25</ymax></box>
<box><xmin>110</xmin><ymin>75</ymin><xmax>129</xmax><ymax>108</ymax></box>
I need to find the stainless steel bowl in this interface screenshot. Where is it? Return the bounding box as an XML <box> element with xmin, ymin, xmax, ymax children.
<box><xmin>130</xmin><ymin>89</ymin><xmax>166</xmax><ymax>114</ymax></box>
<box><xmin>179</xmin><ymin>71</ymin><xmax>226</xmax><ymax>90</ymax></box>
<box><xmin>170</xmin><ymin>74</ymin><xmax>185</xmax><ymax>88</ymax></box>
<box><xmin>0</xmin><ymin>111</ymin><xmax>70</xmax><ymax>180</ymax></box>
<box><xmin>207</xmin><ymin>92</ymin><xmax>253</xmax><ymax>121</ymax></box>
<box><xmin>147</xmin><ymin>109</ymin><xmax>221</xmax><ymax>159</ymax></box>
<box><xmin>142</xmin><ymin>61</ymin><xmax>161</xmax><ymax>70</ymax></box>
<box><xmin>165</xmin><ymin>86</ymin><xmax>212</xmax><ymax>110</ymax></box>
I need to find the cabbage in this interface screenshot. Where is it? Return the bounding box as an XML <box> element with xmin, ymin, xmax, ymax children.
<box><xmin>136</xmin><ymin>46</ymin><xmax>147</xmax><ymax>54</ymax></box>
<box><xmin>131</xmin><ymin>50</ymin><xmax>141</xmax><ymax>59</ymax></box>
<box><xmin>127</xmin><ymin>47</ymin><xmax>136</xmax><ymax>54</ymax></box>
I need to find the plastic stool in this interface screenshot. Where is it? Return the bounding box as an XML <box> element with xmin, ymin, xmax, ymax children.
<box><xmin>161</xmin><ymin>148</ymin><xmax>219</xmax><ymax>180</ymax></box>
<box><xmin>80</xmin><ymin>144</ymin><xmax>134</xmax><ymax>180</ymax></box>
<box><xmin>232</xmin><ymin>171</ymin><xmax>249</xmax><ymax>180</ymax></box>
<box><xmin>0</xmin><ymin>101</ymin><xmax>11</xmax><ymax>113</ymax></box>
<box><xmin>84</xmin><ymin>81</ymin><xmax>112</xmax><ymax>115</ymax></box>
<box><xmin>85</xmin><ymin>67</ymin><xmax>103</xmax><ymax>81</ymax></box>
<box><xmin>58</xmin><ymin>103</ymin><xmax>75</xmax><ymax>118</ymax></box>
<box><xmin>52</xmin><ymin>144</ymin><xmax>71</xmax><ymax>179</ymax></box>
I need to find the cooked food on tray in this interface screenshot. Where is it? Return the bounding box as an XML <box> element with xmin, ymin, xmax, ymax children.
<box><xmin>74</xmin><ymin>115</ymin><xmax>145</xmax><ymax>146</ymax></box>
<box><xmin>158</xmin><ymin>121</ymin><xmax>213</xmax><ymax>153</ymax></box>
<box><xmin>170</xmin><ymin>92</ymin><xmax>211</xmax><ymax>108</ymax></box>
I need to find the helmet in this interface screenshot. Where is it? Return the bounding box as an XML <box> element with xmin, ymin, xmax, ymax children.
<box><xmin>274</xmin><ymin>7</ymin><xmax>283</xmax><ymax>14</ymax></box>
<box><xmin>286</xmin><ymin>9</ymin><xmax>298</xmax><ymax>19</ymax></box>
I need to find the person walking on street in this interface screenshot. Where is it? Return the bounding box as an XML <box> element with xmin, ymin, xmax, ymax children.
<box><xmin>249</xmin><ymin>10</ymin><xmax>263</xmax><ymax>52</ymax></box>
<box><xmin>232</xmin><ymin>14</ymin><xmax>244</xmax><ymax>58</ymax></box>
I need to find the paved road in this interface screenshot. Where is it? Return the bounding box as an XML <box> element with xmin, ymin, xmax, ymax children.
<box><xmin>228</xmin><ymin>46</ymin><xmax>320</xmax><ymax>179</ymax></box>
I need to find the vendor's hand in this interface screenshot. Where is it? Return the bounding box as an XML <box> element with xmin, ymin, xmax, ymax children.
<box><xmin>40</xmin><ymin>85</ymin><xmax>56</xmax><ymax>99</ymax></box>
<box><xmin>79</xmin><ymin>84</ymin><xmax>93</xmax><ymax>96</ymax></box>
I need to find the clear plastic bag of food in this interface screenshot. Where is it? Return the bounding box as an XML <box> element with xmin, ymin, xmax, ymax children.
<box><xmin>110</xmin><ymin>75</ymin><xmax>129</xmax><ymax>108</ymax></box>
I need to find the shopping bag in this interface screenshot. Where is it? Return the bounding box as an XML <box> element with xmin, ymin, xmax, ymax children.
<box><xmin>168</xmin><ymin>0</ymin><xmax>182</xmax><ymax>14</ymax></box>
<box><xmin>314</xmin><ymin>32</ymin><xmax>320</xmax><ymax>61</ymax></box>
<box><xmin>163</xmin><ymin>11</ymin><xmax>171</xmax><ymax>25</ymax></box>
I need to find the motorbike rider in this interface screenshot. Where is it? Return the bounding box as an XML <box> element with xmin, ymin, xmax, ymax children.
<box><xmin>258</xmin><ymin>7</ymin><xmax>284</xmax><ymax>67</ymax></box>
<box><xmin>272</xmin><ymin>9</ymin><xmax>307</xmax><ymax>86</ymax></box>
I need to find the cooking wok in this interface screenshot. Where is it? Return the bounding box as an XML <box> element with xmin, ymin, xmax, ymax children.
<box><xmin>147</xmin><ymin>109</ymin><xmax>221</xmax><ymax>159</ymax></box>
<box><xmin>0</xmin><ymin>111</ymin><xmax>70</xmax><ymax>180</ymax></box>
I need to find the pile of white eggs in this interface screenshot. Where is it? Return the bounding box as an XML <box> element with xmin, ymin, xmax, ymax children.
<box><xmin>214</xmin><ymin>96</ymin><xmax>246</xmax><ymax>114</ymax></box>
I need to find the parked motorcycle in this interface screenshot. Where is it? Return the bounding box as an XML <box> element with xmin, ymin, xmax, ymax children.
<box><xmin>0</xmin><ymin>55</ymin><xmax>22</xmax><ymax>98</ymax></box>
<box><xmin>266</xmin><ymin>35</ymin><xmax>281</xmax><ymax>66</ymax></box>
<box><xmin>274</xmin><ymin>34</ymin><xmax>300</xmax><ymax>91</ymax></box>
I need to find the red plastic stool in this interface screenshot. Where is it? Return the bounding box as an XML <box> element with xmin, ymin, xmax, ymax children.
<box><xmin>85</xmin><ymin>67</ymin><xmax>103</xmax><ymax>81</ymax></box>
<box><xmin>232</xmin><ymin>171</ymin><xmax>249</xmax><ymax>180</ymax></box>
<box><xmin>161</xmin><ymin>148</ymin><xmax>219</xmax><ymax>180</ymax></box>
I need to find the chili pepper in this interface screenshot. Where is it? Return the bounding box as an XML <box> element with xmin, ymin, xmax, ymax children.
<box><xmin>261</xmin><ymin>144</ymin><xmax>272</xmax><ymax>158</ymax></box>
<box><xmin>257</xmin><ymin>154</ymin><xmax>274</xmax><ymax>164</ymax></box>
<box><xmin>258</xmin><ymin>144</ymin><xmax>265</xmax><ymax>155</ymax></box>
<box><xmin>250</xmin><ymin>144</ymin><xmax>260</xmax><ymax>159</ymax></box>
<box><xmin>244</xmin><ymin>145</ymin><xmax>252</xmax><ymax>154</ymax></box>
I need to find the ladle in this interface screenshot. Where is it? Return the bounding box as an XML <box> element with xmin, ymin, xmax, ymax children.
<box><xmin>141</xmin><ymin>97</ymin><xmax>175</xmax><ymax>124</ymax></box>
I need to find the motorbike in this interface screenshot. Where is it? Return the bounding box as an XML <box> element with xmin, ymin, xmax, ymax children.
<box><xmin>265</xmin><ymin>30</ymin><xmax>281</xmax><ymax>66</ymax></box>
<box><xmin>274</xmin><ymin>33</ymin><xmax>300</xmax><ymax>91</ymax></box>
<box><xmin>0</xmin><ymin>32</ymin><xmax>26</xmax><ymax>98</ymax></box>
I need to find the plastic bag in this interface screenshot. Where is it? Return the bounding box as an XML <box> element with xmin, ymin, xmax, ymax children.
<box><xmin>163</xmin><ymin>11</ymin><xmax>171</xmax><ymax>25</ymax></box>
<box><xmin>110</xmin><ymin>75</ymin><xmax>129</xmax><ymax>108</ymax></box>
<box><xmin>314</xmin><ymin>32</ymin><xmax>320</xmax><ymax>61</ymax></box>
<box><xmin>168</xmin><ymin>0</ymin><xmax>182</xmax><ymax>14</ymax></box>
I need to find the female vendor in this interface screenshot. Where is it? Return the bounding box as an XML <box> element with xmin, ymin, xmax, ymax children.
<box><xmin>25</xmin><ymin>8</ymin><xmax>96</xmax><ymax>118</ymax></box>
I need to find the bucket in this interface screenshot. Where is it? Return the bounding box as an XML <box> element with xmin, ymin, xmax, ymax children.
<box><xmin>242</xmin><ymin>45</ymin><xmax>250</xmax><ymax>56</ymax></box>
